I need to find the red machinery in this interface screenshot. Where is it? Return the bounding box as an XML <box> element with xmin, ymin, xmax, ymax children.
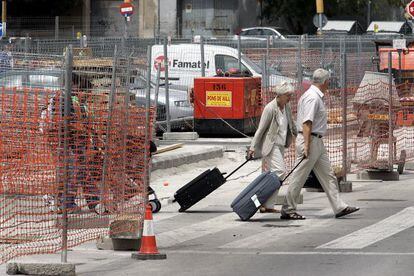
<box><xmin>193</xmin><ymin>77</ymin><xmax>262</xmax><ymax>136</ymax></box>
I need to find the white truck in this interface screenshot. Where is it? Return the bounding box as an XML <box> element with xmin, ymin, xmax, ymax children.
<box><xmin>151</xmin><ymin>44</ymin><xmax>293</xmax><ymax>87</ymax></box>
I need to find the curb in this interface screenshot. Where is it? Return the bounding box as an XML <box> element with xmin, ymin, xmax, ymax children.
<box><xmin>6</xmin><ymin>263</ymin><xmax>75</xmax><ymax>276</ymax></box>
<box><xmin>151</xmin><ymin>146</ymin><xmax>223</xmax><ymax>171</ymax></box>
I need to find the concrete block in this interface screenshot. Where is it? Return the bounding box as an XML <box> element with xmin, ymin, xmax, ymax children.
<box><xmin>405</xmin><ymin>162</ymin><xmax>414</xmax><ymax>171</ymax></box>
<box><xmin>109</xmin><ymin>219</ymin><xmax>140</xmax><ymax>239</ymax></box>
<box><xmin>339</xmin><ymin>181</ymin><xmax>352</xmax><ymax>193</ymax></box>
<box><xmin>163</xmin><ymin>132</ymin><xmax>199</xmax><ymax>141</ymax></box>
<box><xmin>276</xmin><ymin>185</ymin><xmax>303</xmax><ymax>205</ymax></box>
<box><xmin>112</xmin><ymin>238</ymin><xmax>141</xmax><ymax>251</ymax></box>
<box><xmin>151</xmin><ymin>146</ymin><xmax>223</xmax><ymax>171</ymax></box>
<box><xmin>131</xmin><ymin>252</ymin><xmax>167</xmax><ymax>260</ymax></box>
<box><xmin>96</xmin><ymin>235</ymin><xmax>113</xmax><ymax>250</ymax></box>
<box><xmin>6</xmin><ymin>263</ymin><xmax>75</xmax><ymax>276</ymax></box>
<box><xmin>357</xmin><ymin>170</ymin><xmax>399</xmax><ymax>181</ymax></box>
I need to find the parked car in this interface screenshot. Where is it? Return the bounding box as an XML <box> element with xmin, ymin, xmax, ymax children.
<box><xmin>131</xmin><ymin>76</ymin><xmax>193</xmax><ymax>133</ymax></box>
<box><xmin>239</xmin><ymin>27</ymin><xmax>293</xmax><ymax>39</ymax></box>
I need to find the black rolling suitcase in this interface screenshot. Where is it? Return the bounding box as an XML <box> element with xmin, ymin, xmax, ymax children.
<box><xmin>174</xmin><ymin>159</ymin><xmax>251</xmax><ymax>212</ymax></box>
<box><xmin>231</xmin><ymin>158</ymin><xmax>305</xmax><ymax>221</ymax></box>
<box><xmin>303</xmin><ymin>170</ymin><xmax>323</xmax><ymax>190</ymax></box>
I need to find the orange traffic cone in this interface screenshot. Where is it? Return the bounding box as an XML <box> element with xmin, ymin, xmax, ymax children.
<box><xmin>131</xmin><ymin>204</ymin><xmax>167</xmax><ymax>260</ymax></box>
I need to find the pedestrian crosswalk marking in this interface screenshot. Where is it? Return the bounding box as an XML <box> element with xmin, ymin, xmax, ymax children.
<box><xmin>163</xmin><ymin>250</ymin><xmax>414</xmax><ymax>256</ymax></box>
<box><xmin>220</xmin><ymin>209</ymin><xmax>332</xmax><ymax>249</ymax></box>
<box><xmin>318</xmin><ymin>207</ymin><xmax>414</xmax><ymax>249</ymax></box>
<box><xmin>156</xmin><ymin>212</ymin><xmax>267</xmax><ymax>248</ymax></box>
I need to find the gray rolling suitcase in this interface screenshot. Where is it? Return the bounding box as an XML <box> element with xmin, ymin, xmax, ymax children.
<box><xmin>231</xmin><ymin>158</ymin><xmax>304</xmax><ymax>221</ymax></box>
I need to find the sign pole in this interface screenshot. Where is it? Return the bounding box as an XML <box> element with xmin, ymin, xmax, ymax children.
<box><xmin>1</xmin><ymin>0</ymin><xmax>6</xmax><ymax>38</ymax></box>
<box><xmin>316</xmin><ymin>0</ymin><xmax>324</xmax><ymax>35</ymax></box>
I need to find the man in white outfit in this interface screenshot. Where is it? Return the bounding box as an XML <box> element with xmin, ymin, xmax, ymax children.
<box><xmin>248</xmin><ymin>82</ymin><xmax>297</xmax><ymax>213</ymax></box>
<box><xmin>280</xmin><ymin>68</ymin><xmax>359</xmax><ymax>220</ymax></box>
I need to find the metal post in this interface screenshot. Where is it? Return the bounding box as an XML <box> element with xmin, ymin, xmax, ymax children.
<box><xmin>163</xmin><ymin>38</ymin><xmax>171</xmax><ymax>132</ymax></box>
<box><xmin>121</xmin><ymin>52</ymin><xmax>133</xmax><ymax>212</ymax></box>
<box><xmin>200</xmin><ymin>36</ymin><xmax>205</xmax><ymax>77</ymax></box>
<box><xmin>61</xmin><ymin>45</ymin><xmax>73</xmax><ymax>263</ymax></box>
<box><xmin>319</xmin><ymin>13</ymin><xmax>323</xmax><ymax>35</ymax></box>
<box><xmin>24</xmin><ymin>34</ymin><xmax>30</xmax><ymax>54</ymax></box>
<box><xmin>237</xmin><ymin>35</ymin><xmax>242</xmax><ymax>71</ymax></box>
<box><xmin>154</xmin><ymin>61</ymin><xmax>161</xmax><ymax>135</ymax></box>
<box><xmin>266</xmin><ymin>36</ymin><xmax>270</xmax><ymax>62</ymax></box>
<box><xmin>357</xmin><ymin>36</ymin><xmax>362</xmax><ymax>78</ymax></box>
<box><xmin>398</xmin><ymin>49</ymin><xmax>402</xmax><ymax>85</ymax></box>
<box><xmin>388</xmin><ymin>51</ymin><xmax>394</xmax><ymax>171</ymax></box>
<box><xmin>341</xmin><ymin>53</ymin><xmax>348</xmax><ymax>181</ymax></box>
<box><xmin>124</xmin><ymin>17</ymin><xmax>128</xmax><ymax>39</ymax></box>
<box><xmin>121</xmin><ymin>36</ymin><xmax>126</xmax><ymax>54</ymax></box>
<box><xmin>100</xmin><ymin>46</ymin><xmax>118</xmax><ymax>213</ymax></box>
<box><xmin>144</xmin><ymin>46</ymin><xmax>152</xmax><ymax>198</ymax></box>
<box><xmin>261</xmin><ymin>55</ymin><xmax>267</xmax><ymax>100</ymax></box>
<box><xmin>297</xmin><ymin>36</ymin><xmax>303</xmax><ymax>86</ymax></box>
<box><xmin>55</xmin><ymin>16</ymin><xmax>59</xmax><ymax>40</ymax></box>
<box><xmin>367</xmin><ymin>0</ymin><xmax>371</xmax><ymax>27</ymax></box>
<box><xmin>340</xmin><ymin>36</ymin><xmax>345</xmax><ymax>55</ymax></box>
<box><xmin>321</xmin><ymin>35</ymin><xmax>325</xmax><ymax>68</ymax></box>
<box><xmin>157</xmin><ymin>0</ymin><xmax>161</xmax><ymax>39</ymax></box>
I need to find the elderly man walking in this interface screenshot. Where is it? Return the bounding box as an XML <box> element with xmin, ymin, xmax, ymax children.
<box><xmin>248</xmin><ymin>82</ymin><xmax>297</xmax><ymax>213</ymax></box>
<box><xmin>280</xmin><ymin>69</ymin><xmax>359</xmax><ymax>220</ymax></box>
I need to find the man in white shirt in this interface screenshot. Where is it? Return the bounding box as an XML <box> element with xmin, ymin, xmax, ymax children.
<box><xmin>248</xmin><ymin>82</ymin><xmax>297</xmax><ymax>213</ymax></box>
<box><xmin>280</xmin><ymin>69</ymin><xmax>359</xmax><ymax>219</ymax></box>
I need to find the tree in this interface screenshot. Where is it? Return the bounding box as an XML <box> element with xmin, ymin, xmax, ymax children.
<box><xmin>262</xmin><ymin>0</ymin><xmax>405</xmax><ymax>34</ymax></box>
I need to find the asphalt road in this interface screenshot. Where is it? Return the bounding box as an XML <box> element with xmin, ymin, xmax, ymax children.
<box><xmin>2</xmin><ymin>148</ymin><xmax>414</xmax><ymax>276</ymax></box>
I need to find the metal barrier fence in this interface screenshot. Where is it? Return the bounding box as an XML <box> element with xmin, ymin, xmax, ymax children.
<box><xmin>0</xmin><ymin>46</ymin><xmax>155</xmax><ymax>263</ymax></box>
<box><xmin>1</xmin><ymin>34</ymin><xmax>413</xmax><ymax>262</ymax></box>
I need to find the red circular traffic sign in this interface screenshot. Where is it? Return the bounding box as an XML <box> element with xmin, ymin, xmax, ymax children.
<box><xmin>407</xmin><ymin>1</ymin><xmax>414</xmax><ymax>18</ymax></box>
<box><xmin>120</xmin><ymin>3</ymin><xmax>134</xmax><ymax>17</ymax></box>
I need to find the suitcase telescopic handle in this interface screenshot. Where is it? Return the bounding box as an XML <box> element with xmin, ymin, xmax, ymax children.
<box><xmin>224</xmin><ymin>157</ymin><xmax>253</xmax><ymax>181</ymax></box>
<box><xmin>281</xmin><ymin>157</ymin><xmax>306</xmax><ymax>184</ymax></box>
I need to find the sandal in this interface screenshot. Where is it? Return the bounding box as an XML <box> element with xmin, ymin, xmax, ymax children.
<box><xmin>280</xmin><ymin>212</ymin><xmax>306</xmax><ymax>220</ymax></box>
<box><xmin>259</xmin><ymin>207</ymin><xmax>280</xmax><ymax>213</ymax></box>
<box><xmin>335</xmin><ymin>206</ymin><xmax>360</xmax><ymax>218</ymax></box>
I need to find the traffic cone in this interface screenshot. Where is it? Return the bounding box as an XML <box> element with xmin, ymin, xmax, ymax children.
<box><xmin>131</xmin><ymin>204</ymin><xmax>167</xmax><ymax>260</ymax></box>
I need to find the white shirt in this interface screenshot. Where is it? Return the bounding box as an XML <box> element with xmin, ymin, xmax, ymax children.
<box><xmin>275</xmin><ymin>106</ymin><xmax>288</xmax><ymax>146</ymax></box>
<box><xmin>296</xmin><ymin>85</ymin><xmax>327</xmax><ymax>136</ymax></box>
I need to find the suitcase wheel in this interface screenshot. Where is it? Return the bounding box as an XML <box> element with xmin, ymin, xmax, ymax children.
<box><xmin>149</xmin><ymin>199</ymin><xmax>162</xmax><ymax>213</ymax></box>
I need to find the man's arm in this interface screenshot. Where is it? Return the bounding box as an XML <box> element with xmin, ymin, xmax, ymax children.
<box><xmin>302</xmin><ymin>120</ymin><xmax>312</xmax><ymax>158</ymax></box>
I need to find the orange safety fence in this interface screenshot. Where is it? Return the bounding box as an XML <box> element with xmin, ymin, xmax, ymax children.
<box><xmin>261</xmin><ymin>77</ymin><xmax>414</xmax><ymax>179</ymax></box>
<box><xmin>0</xmin><ymin>85</ymin><xmax>155</xmax><ymax>264</ymax></box>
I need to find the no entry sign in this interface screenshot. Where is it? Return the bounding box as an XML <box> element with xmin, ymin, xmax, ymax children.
<box><xmin>407</xmin><ymin>0</ymin><xmax>414</xmax><ymax>18</ymax></box>
<box><xmin>120</xmin><ymin>3</ymin><xmax>134</xmax><ymax>17</ymax></box>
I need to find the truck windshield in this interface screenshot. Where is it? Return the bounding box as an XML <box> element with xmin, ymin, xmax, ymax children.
<box><xmin>241</xmin><ymin>56</ymin><xmax>262</xmax><ymax>74</ymax></box>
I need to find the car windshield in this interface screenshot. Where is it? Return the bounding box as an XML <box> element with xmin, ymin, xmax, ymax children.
<box><xmin>0</xmin><ymin>74</ymin><xmax>61</xmax><ymax>90</ymax></box>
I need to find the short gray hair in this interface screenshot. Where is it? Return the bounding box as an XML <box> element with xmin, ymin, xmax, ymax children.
<box><xmin>276</xmin><ymin>81</ymin><xmax>295</xmax><ymax>96</ymax></box>
<box><xmin>312</xmin><ymin>68</ymin><xmax>330</xmax><ymax>84</ymax></box>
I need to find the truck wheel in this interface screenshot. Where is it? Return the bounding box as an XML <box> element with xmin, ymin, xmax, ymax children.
<box><xmin>149</xmin><ymin>199</ymin><xmax>161</xmax><ymax>213</ymax></box>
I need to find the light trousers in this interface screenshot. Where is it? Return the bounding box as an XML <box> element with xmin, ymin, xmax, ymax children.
<box><xmin>282</xmin><ymin>134</ymin><xmax>347</xmax><ymax>215</ymax></box>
